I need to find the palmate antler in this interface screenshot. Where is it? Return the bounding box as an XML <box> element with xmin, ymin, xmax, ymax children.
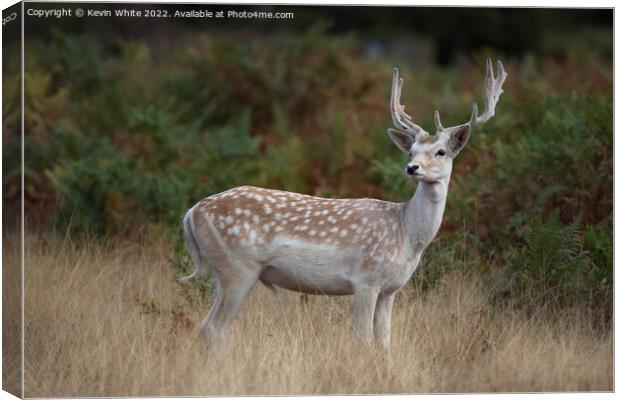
<box><xmin>391</xmin><ymin>57</ymin><xmax>507</xmax><ymax>136</ymax></box>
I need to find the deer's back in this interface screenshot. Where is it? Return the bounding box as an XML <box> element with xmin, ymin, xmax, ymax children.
<box><xmin>191</xmin><ymin>186</ymin><xmax>408</xmax><ymax>268</ymax></box>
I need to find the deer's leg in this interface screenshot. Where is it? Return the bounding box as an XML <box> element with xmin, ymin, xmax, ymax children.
<box><xmin>373</xmin><ymin>292</ymin><xmax>396</xmax><ymax>352</ymax></box>
<box><xmin>202</xmin><ymin>261</ymin><xmax>261</xmax><ymax>350</ymax></box>
<box><xmin>201</xmin><ymin>275</ymin><xmax>223</xmax><ymax>348</ymax></box>
<box><xmin>353</xmin><ymin>286</ymin><xmax>380</xmax><ymax>345</ymax></box>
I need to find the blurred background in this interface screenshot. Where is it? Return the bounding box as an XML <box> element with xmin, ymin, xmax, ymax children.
<box><xmin>3</xmin><ymin>5</ymin><xmax>613</xmax><ymax>317</ymax></box>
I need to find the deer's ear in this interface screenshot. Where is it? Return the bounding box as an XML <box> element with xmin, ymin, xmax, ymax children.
<box><xmin>448</xmin><ymin>124</ymin><xmax>471</xmax><ymax>156</ymax></box>
<box><xmin>388</xmin><ymin>128</ymin><xmax>414</xmax><ymax>153</ymax></box>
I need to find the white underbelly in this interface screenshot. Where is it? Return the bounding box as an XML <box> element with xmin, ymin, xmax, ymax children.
<box><xmin>258</xmin><ymin>236</ymin><xmax>361</xmax><ymax>295</ymax></box>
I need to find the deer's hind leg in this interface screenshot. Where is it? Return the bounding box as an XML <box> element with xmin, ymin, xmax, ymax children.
<box><xmin>202</xmin><ymin>258</ymin><xmax>261</xmax><ymax>351</ymax></box>
<box><xmin>194</xmin><ymin>218</ymin><xmax>262</xmax><ymax>351</ymax></box>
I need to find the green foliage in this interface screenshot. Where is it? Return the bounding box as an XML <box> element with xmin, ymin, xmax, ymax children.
<box><xmin>411</xmin><ymin>230</ymin><xmax>486</xmax><ymax>293</ymax></box>
<box><xmin>582</xmin><ymin>216</ymin><xmax>613</xmax><ymax>304</ymax></box>
<box><xmin>261</xmin><ymin>135</ymin><xmax>311</xmax><ymax>194</ymax></box>
<box><xmin>20</xmin><ymin>26</ymin><xmax>389</xmax><ymax>233</ymax></box>
<box><xmin>506</xmin><ymin>210</ymin><xmax>588</xmax><ymax>301</ymax></box>
<box><xmin>370</xmin><ymin>158</ymin><xmax>411</xmax><ymax>200</ymax></box>
<box><xmin>500</xmin><ymin>209</ymin><xmax>612</xmax><ymax>313</ymax></box>
<box><xmin>491</xmin><ymin>94</ymin><xmax>611</xmax><ymax>223</ymax></box>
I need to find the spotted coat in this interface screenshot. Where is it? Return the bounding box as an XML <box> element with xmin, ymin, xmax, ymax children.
<box><xmin>194</xmin><ymin>186</ymin><xmax>408</xmax><ymax>267</ymax></box>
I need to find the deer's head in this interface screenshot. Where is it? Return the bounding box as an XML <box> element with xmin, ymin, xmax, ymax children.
<box><xmin>388</xmin><ymin>58</ymin><xmax>507</xmax><ymax>183</ymax></box>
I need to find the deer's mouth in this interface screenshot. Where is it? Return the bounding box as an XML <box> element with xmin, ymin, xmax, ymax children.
<box><xmin>411</xmin><ymin>172</ymin><xmax>443</xmax><ymax>184</ymax></box>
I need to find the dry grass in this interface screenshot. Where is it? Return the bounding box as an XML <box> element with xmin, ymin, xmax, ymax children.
<box><xmin>3</xmin><ymin>232</ymin><xmax>612</xmax><ymax>397</ymax></box>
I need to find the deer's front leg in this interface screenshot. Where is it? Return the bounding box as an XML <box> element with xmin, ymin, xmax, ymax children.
<box><xmin>353</xmin><ymin>286</ymin><xmax>380</xmax><ymax>345</ymax></box>
<box><xmin>373</xmin><ymin>292</ymin><xmax>396</xmax><ymax>352</ymax></box>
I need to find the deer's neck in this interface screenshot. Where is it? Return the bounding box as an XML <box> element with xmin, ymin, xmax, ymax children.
<box><xmin>402</xmin><ymin>177</ymin><xmax>449</xmax><ymax>253</ymax></box>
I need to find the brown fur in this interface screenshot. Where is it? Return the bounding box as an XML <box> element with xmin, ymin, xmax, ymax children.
<box><xmin>417</xmin><ymin>135</ymin><xmax>439</xmax><ymax>145</ymax></box>
<box><xmin>194</xmin><ymin>186</ymin><xmax>406</xmax><ymax>266</ymax></box>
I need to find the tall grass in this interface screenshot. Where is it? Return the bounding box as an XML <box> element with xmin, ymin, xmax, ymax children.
<box><xmin>5</xmin><ymin>232</ymin><xmax>611</xmax><ymax>396</ymax></box>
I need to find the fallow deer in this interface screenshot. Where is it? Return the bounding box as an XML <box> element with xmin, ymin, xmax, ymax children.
<box><xmin>181</xmin><ymin>58</ymin><xmax>507</xmax><ymax>351</ymax></box>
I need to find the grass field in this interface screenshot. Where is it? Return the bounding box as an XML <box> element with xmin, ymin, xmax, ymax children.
<box><xmin>3</xmin><ymin>232</ymin><xmax>612</xmax><ymax>396</ymax></box>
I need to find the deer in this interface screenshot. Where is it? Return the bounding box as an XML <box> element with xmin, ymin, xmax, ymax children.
<box><xmin>180</xmin><ymin>58</ymin><xmax>507</xmax><ymax>352</ymax></box>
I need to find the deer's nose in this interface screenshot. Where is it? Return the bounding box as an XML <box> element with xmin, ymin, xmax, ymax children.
<box><xmin>406</xmin><ymin>164</ymin><xmax>420</xmax><ymax>175</ymax></box>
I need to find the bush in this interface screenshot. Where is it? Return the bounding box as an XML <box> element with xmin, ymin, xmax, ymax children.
<box><xmin>507</xmin><ymin>211</ymin><xmax>588</xmax><ymax>301</ymax></box>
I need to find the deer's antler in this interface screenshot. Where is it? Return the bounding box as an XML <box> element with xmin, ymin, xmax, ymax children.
<box><xmin>435</xmin><ymin>58</ymin><xmax>508</xmax><ymax>133</ymax></box>
<box><xmin>390</xmin><ymin>67</ymin><xmax>428</xmax><ymax>138</ymax></box>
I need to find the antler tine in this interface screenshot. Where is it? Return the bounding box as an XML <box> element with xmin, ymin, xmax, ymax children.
<box><xmin>469</xmin><ymin>103</ymin><xmax>479</xmax><ymax>125</ymax></box>
<box><xmin>390</xmin><ymin>67</ymin><xmax>427</xmax><ymax>137</ymax></box>
<box><xmin>434</xmin><ymin>110</ymin><xmax>445</xmax><ymax>131</ymax></box>
<box><xmin>470</xmin><ymin>58</ymin><xmax>507</xmax><ymax>126</ymax></box>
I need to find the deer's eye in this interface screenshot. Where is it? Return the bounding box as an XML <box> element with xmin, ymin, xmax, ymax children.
<box><xmin>436</xmin><ymin>149</ymin><xmax>446</xmax><ymax>157</ymax></box>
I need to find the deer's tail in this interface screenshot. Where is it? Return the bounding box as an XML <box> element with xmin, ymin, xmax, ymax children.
<box><xmin>178</xmin><ymin>206</ymin><xmax>208</xmax><ymax>282</ymax></box>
